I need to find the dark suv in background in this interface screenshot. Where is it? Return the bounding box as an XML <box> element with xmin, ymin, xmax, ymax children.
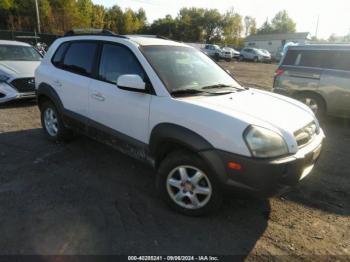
<box><xmin>273</xmin><ymin>44</ymin><xmax>350</xmax><ymax>118</ymax></box>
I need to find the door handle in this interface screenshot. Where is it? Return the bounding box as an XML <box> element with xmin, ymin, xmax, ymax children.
<box><xmin>53</xmin><ymin>80</ymin><xmax>62</xmax><ymax>87</ymax></box>
<box><xmin>91</xmin><ymin>92</ymin><xmax>105</xmax><ymax>101</ymax></box>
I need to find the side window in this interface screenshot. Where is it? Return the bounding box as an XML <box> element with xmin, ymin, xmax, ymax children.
<box><xmin>282</xmin><ymin>50</ymin><xmax>299</xmax><ymax>66</ymax></box>
<box><xmin>99</xmin><ymin>44</ymin><xmax>145</xmax><ymax>84</ymax></box>
<box><xmin>52</xmin><ymin>42</ymin><xmax>69</xmax><ymax>67</ymax></box>
<box><xmin>328</xmin><ymin>50</ymin><xmax>350</xmax><ymax>71</ymax></box>
<box><xmin>297</xmin><ymin>50</ymin><xmax>324</xmax><ymax>68</ymax></box>
<box><xmin>62</xmin><ymin>42</ymin><xmax>98</xmax><ymax>76</ymax></box>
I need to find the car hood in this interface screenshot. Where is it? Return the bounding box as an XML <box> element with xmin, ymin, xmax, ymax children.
<box><xmin>180</xmin><ymin>88</ymin><xmax>316</xmax><ymax>134</ymax></box>
<box><xmin>0</xmin><ymin>61</ymin><xmax>41</xmax><ymax>78</ymax></box>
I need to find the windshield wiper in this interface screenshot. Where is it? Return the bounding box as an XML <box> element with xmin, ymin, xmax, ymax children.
<box><xmin>170</xmin><ymin>89</ymin><xmax>206</xmax><ymax>96</ymax></box>
<box><xmin>202</xmin><ymin>84</ymin><xmax>241</xmax><ymax>90</ymax></box>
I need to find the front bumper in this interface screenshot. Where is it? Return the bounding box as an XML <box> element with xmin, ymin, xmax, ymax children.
<box><xmin>0</xmin><ymin>82</ymin><xmax>35</xmax><ymax>103</ymax></box>
<box><xmin>200</xmin><ymin>130</ymin><xmax>325</xmax><ymax>197</ymax></box>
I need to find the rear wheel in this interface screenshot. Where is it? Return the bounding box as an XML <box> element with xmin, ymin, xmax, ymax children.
<box><xmin>156</xmin><ymin>151</ymin><xmax>223</xmax><ymax>216</ymax></box>
<box><xmin>40</xmin><ymin>101</ymin><xmax>73</xmax><ymax>141</ymax></box>
<box><xmin>296</xmin><ymin>93</ymin><xmax>326</xmax><ymax>118</ymax></box>
<box><xmin>214</xmin><ymin>53</ymin><xmax>220</xmax><ymax>61</ymax></box>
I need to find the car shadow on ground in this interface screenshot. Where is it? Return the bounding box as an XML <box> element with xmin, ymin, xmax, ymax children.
<box><xmin>282</xmin><ymin>116</ymin><xmax>350</xmax><ymax>216</ymax></box>
<box><xmin>0</xmin><ymin>128</ymin><xmax>270</xmax><ymax>257</ymax></box>
<box><xmin>0</xmin><ymin>99</ymin><xmax>36</xmax><ymax>109</ymax></box>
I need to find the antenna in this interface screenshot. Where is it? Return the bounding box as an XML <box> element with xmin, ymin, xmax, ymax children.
<box><xmin>315</xmin><ymin>15</ymin><xmax>320</xmax><ymax>39</ymax></box>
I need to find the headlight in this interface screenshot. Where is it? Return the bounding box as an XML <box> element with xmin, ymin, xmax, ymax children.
<box><xmin>244</xmin><ymin>126</ymin><xmax>288</xmax><ymax>158</ymax></box>
<box><xmin>0</xmin><ymin>75</ymin><xmax>9</xmax><ymax>82</ymax></box>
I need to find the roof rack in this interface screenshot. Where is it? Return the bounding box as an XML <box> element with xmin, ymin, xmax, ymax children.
<box><xmin>125</xmin><ymin>34</ymin><xmax>171</xmax><ymax>40</ymax></box>
<box><xmin>63</xmin><ymin>28</ymin><xmax>128</xmax><ymax>38</ymax></box>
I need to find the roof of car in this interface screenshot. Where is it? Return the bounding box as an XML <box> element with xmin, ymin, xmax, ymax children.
<box><xmin>0</xmin><ymin>40</ymin><xmax>31</xmax><ymax>46</ymax></box>
<box><xmin>123</xmin><ymin>35</ymin><xmax>188</xmax><ymax>47</ymax></box>
<box><xmin>59</xmin><ymin>34</ymin><xmax>188</xmax><ymax>47</ymax></box>
<box><xmin>288</xmin><ymin>44</ymin><xmax>350</xmax><ymax>51</ymax></box>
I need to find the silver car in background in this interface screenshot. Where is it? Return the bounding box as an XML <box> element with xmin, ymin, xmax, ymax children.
<box><xmin>273</xmin><ymin>44</ymin><xmax>350</xmax><ymax>118</ymax></box>
<box><xmin>0</xmin><ymin>40</ymin><xmax>42</xmax><ymax>103</ymax></box>
<box><xmin>239</xmin><ymin>48</ymin><xmax>272</xmax><ymax>63</ymax></box>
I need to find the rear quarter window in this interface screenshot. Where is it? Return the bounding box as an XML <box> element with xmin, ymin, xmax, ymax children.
<box><xmin>52</xmin><ymin>42</ymin><xmax>69</xmax><ymax>67</ymax></box>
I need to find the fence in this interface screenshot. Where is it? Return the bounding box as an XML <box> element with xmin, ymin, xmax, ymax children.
<box><xmin>0</xmin><ymin>30</ymin><xmax>60</xmax><ymax>46</ymax></box>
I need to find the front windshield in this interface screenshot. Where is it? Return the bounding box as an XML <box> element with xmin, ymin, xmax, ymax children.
<box><xmin>141</xmin><ymin>45</ymin><xmax>242</xmax><ymax>93</ymax></box>
<box><xmin>0</xmin><ymin>45</ymin><xmax>42</xmax><ymax>61</ymax></box>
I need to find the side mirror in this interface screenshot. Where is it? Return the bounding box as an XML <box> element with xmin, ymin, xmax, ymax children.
<box><xmin>117</xmin><ymin>74</ymin><xmax>146</xmax><ymax>91</ymax></box>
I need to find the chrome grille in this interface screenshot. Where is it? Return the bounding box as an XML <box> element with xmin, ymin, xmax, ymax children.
<box><xmin>294</xmin><ymin>121</ymin><xmax>318</xmax><ymax>148</ymax></box>
<box><xmin>10</xmin><ymin>78</ymin><xmax>35</xmax><ymax>93</ymax></box>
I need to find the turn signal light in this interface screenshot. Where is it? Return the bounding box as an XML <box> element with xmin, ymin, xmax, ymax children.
<box><xmin>228</xmin><ymin>162</ymin><xmax>242</xmax><ymax>170</ymax></box>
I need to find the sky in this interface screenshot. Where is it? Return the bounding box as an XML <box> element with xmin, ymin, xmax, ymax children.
<box><xmin>92</xmin><ymin>0</ymin><xmax>349</xmax><ymax>39</ymax></box>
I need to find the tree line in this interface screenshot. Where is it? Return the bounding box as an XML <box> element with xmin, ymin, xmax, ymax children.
<box><xmin>0</xmin><ymin>0</ymin><xmax>297</xmax><ymax>47</ymax></box>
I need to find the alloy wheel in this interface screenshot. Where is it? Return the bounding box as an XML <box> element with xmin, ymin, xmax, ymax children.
<box><xmin>44</xmin><ymin>107</ymin><xmax>58</xmax><ymax>137</ymax></box>
<box><xmin>166</xmin><ymin>165</ymin><xmax>212</xmax><ymax>210</ymax></box>
<box><xmin>301</xmin><ymin>97</ymin><xmax>319</xmax><ymax>114</ymax></box>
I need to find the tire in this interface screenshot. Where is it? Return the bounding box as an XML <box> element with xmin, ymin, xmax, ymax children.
<box><xmin>40</xmin><ymin>100</ymin><xmax>73</xmax><ymax>142</ymax></box>
<box><xmin>295</xmin><ymin>93</ymin><xmax>326</xmax><ymax>118</ymax></box>
<box><xmin>156</xmin><ymin>151</ymin><xmax>223</xmax><ymax>216</ymax></box>
<box><xmin>214</xmin><ymin>53</ymin><xmax>220</xmax><ymax>61</ymax></box>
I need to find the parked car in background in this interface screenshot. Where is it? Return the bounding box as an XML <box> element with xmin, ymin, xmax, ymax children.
<box><xmin>222</xmin><ymin>47</ymin><xmax>240</xmax><ymax>59</ymax></box>
<box><xmin>273</xmin><ymin>44</ymin><xmax>350</xmax><ymax>118</ymax></box>
<box><xmin>0</xmin><ymin>40</ymin><xmax>42</xmax><ymax>103</ymax></box>
<box><xmin>239</xmin><ymin>48</ymin><xmax>272</xmax><ymax>63</ymax></box>
<box><xmin>202</xmin><ymin>44</ymin><xmax>233</xmax><ymax>61</ymax></box>
<box><xmin>36</xmin><ymin>30</ymin><xmax>324</xmax><ymax>216</ymax></box>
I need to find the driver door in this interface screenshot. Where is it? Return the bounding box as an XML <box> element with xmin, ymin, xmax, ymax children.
<box><xmin>88</xmin><ymin>43</ymin><xmax>152</xmax><ymax>144</ymax></box>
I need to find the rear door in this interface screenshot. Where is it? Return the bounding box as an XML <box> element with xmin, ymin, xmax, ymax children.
<box><xmin>52</xmin><ymin>41</ymin><xmax>98</xmax><ymax>118</ymax></box>
<box><xmin>88</xmin><ymin>42</ymin><xmax>152</xmax><ymax>144</ymax></box>
<box><xmin>277</xmin><ymin>49</ymin><xmax>323</xmax><ymax>91</ymax></box>
<box><xmin>319</xmin><ymin>50</ymin><xmax>350</xmax><ymax>115</ymax></box>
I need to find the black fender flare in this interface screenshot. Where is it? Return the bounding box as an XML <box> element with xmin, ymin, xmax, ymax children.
<box><xmin>37</xmin><ymin>83</ymin><xmax>64</xmax><ymax>113</ymax></box>
<box><xmin>149</xmin><ymin>123</ymin><xmax>228</xmax><ymax>183</ymax></box>
<box><xmin>149</xmin><ymin>123</ymin><xmax>214</xmax><ymax>156</ymax></box>
<box><xmin>149</xmin><ymin>123</ymin><xmax>214</xmax><ymax>155</ymax></box>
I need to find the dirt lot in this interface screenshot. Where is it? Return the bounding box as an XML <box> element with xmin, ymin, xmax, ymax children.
<box><xmin>0</xmin><ymin>62</ymin><xmax>349</xmax><ymax>260</ymax></box>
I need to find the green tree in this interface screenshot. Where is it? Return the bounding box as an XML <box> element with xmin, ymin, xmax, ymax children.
<box><xmin>77</xmin><ymin>0</ymin><xmax>93</xmax><ymax>28</ymax></box>
<box><xmin>271</xmin><ymin>10</ymin><xmax>296</xmax><ymax>33</ymax></box>
<box><xmin>202</xmin><ymin>9</ymin><xmax>222</xmax><ymax>42</ymax></box>
<box><xmin>149</xmin><ymin>14</ymin><xmax>178</xmax><ymax>38</ymax></box>
<box><xmin>223</xmin><ymin>9</ymin><xmax>242</xmax><ymax>44</ymax></box>
<box><xmin>257</xmin><ymin>19</ymin><xmax>274</xmax><ymax>34</ymax></box>
<box><xmin>244</xmin><ymin>16</ymin><xmax>256</xmax><ymax>36</ymax></box>
<box><xmin>177</xmin><ymin>7</ymin><xmax>205</xmax><ymax>42</ymax></box>
<box><xmin>91</xmin><ymin>4</ymin><xmax>105</xmax><ymax>29</ymax></box>
<box><xmin>51</xmin><ymin>0</ymin><xmax>81</xmax><ymax>34</ymax></box>
<box><xmin>0</xmin><ymin>0</ymin><xmax>14</xmax><ymax>9</ymax></box>
<box><xmin>39</xmin><ymin>0</ymin><xmax>54</xmax><ymax>33</ymax></box>
<box><xmin>104</xmin><ymin>5</ymin><xmax>123</xmax><ymax>33</ymax></box>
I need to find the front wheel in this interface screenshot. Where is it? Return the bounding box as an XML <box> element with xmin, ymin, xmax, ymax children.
<box><xmin>296</xmin><ymin>93</ymin><xmax>326</xmax><ymax>118</ymax></box>
<box><xmin>156</xmin><ymin>151</ymin><xmax>223</xmax><ymax>216</ymax></box>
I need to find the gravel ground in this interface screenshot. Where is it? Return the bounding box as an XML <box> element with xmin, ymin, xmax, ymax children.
<box><xmin>0</xmin><ymin>62</ymin><xmax>349</xmax><ymax>260</ymax></box>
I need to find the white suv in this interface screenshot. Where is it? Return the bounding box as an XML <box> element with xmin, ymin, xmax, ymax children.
<box><xmin>35</xmin><ymin>30</ymin><xmax>325</xmax><ymax>216</ymax></box>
